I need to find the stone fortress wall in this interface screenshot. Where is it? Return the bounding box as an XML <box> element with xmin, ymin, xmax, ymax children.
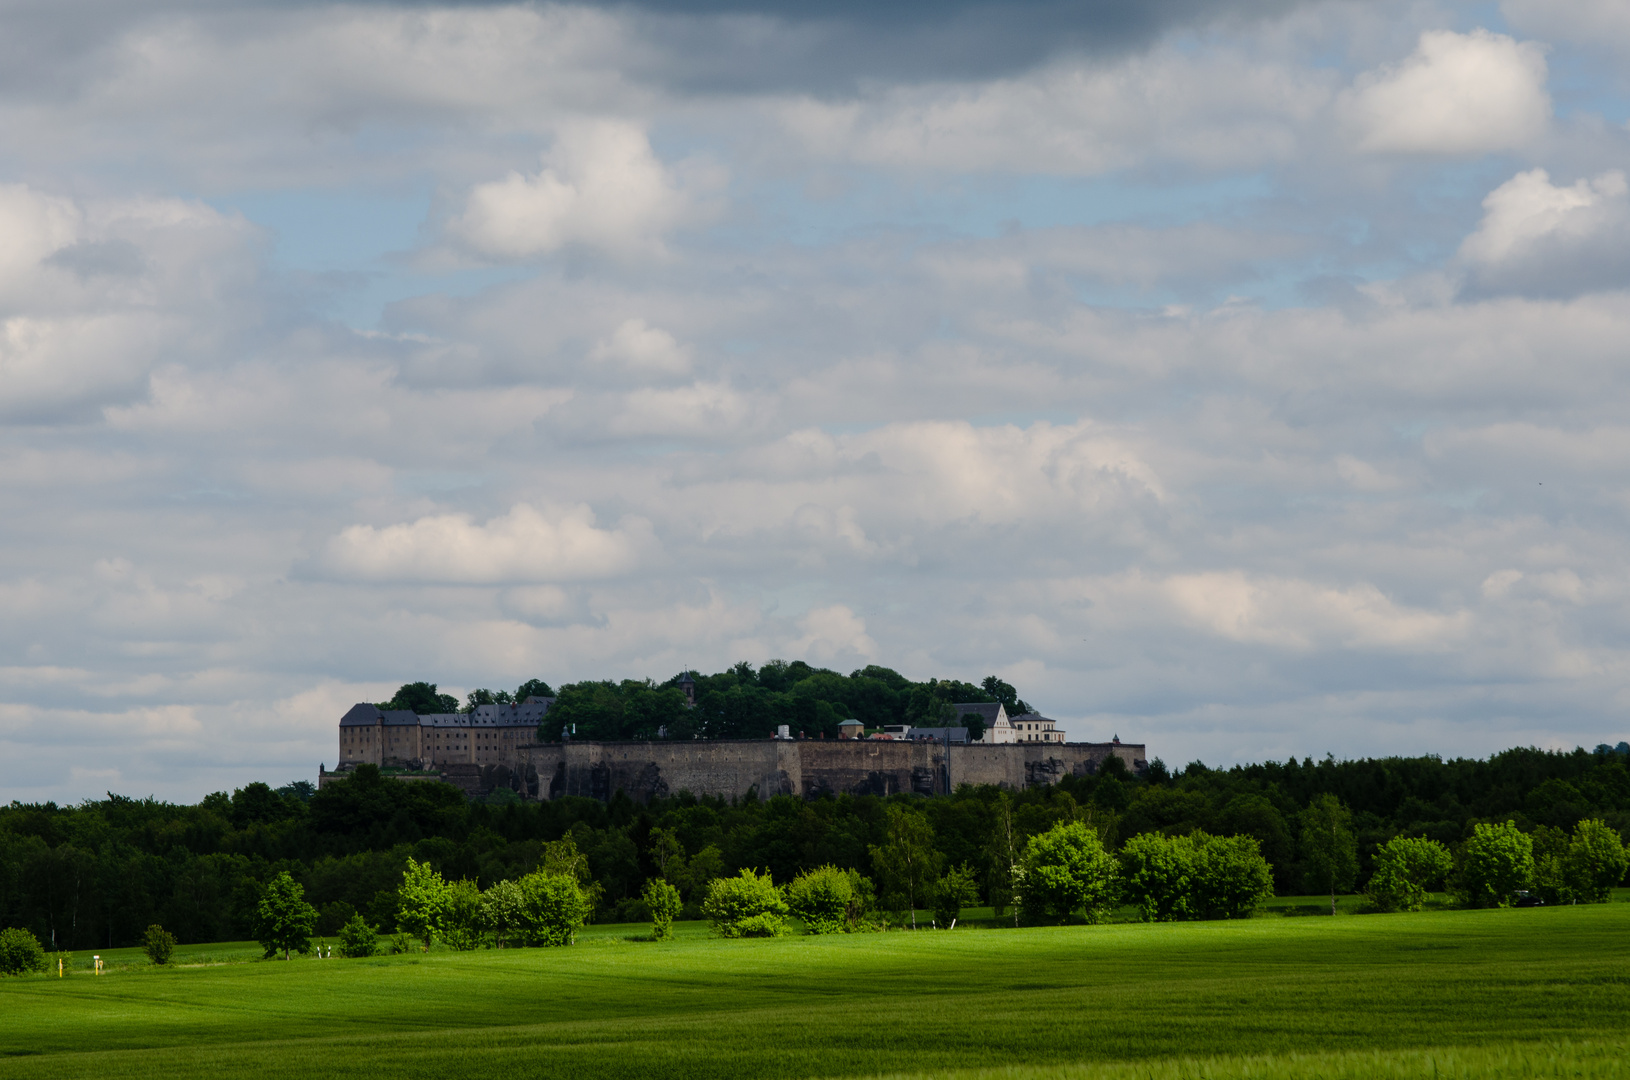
<box><xmin>322</xmin><ymin>702</ymin><xmax>1146</xmax><ymax>803</ymax></box>
<box><xmin>450</xmin><ymin>738</ymin><xmax>1144</xmax><ymax>802</ymax></box>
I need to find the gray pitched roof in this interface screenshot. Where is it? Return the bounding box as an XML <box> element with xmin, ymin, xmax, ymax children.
<box><xmin>343</xmin><ymin>699</ymin><xmax>555</xmax><ymax>729</ymax></box>
<box><xmin>952</xmin><ymin>702</ymin><xmax>1005</xmax><ymax>724</ymax></box>
<box><xmin>339</xmin><ymin>704</ymin><xmax>383</xmax><ymax>727</ymax></box>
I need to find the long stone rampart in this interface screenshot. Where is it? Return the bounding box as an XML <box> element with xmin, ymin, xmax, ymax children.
<box><xmin>517</xmin><ymin>739</ymin><xmax>1146</xmax><ymax>803</ymax></box>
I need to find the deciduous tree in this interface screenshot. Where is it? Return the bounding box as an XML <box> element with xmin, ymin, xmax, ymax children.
<box><xmin>870</xmin><ymin>804</ymin><xmax>941</xmax><ymax>929</ymax></box>
<box><xmin>1563</xmin><ymin>819</ymin><xmax>1628</xmax><ymax>903</ymax></box>
<box><xmin>254</xmin><ymin>871</ymin><xmax>317</xmax><ymax>960</ymax></box>
<box><xmin>516</xmin><ymin>871</ymin><xmax>589</xmax><ymax>946</ymax></box>
<box><xmin>1459</xmin><ymin>820</ymin><xmax>1534</xmax><ymax>907</ymax></box>
<box><xmin>932</xmin><ymin>864</ymin><xmax>979</xmax><ymax>928</ymax></box>
<box><xmin>480</xmin><ymin>879</ymin><xmax>523</xmax><ymax>948</ymax></box>
<box><xmin>1118</xmin><ymin>832</ymin><xmax>1196</xmax><ymax>922</ymax></box>
<box><xmin>1190</xmin><ymin>832</ymin><xmax>1275</xmax><ymax>919</ymax></box>
<box><xmin>1367</xmin><ymin>836</ymin><xmax>1453</xmax><ymax>912</ymax></box>
<box><xmin>396</xmin><ymin>857</ymin><xmax>450</xmax><ymax>953</ymax></box>
<box><xmin>1300</xmin><ymin>794</ymin><xmax>1358</xmax><ymax>916</ymax></box>
<box><xmin>440</xmin><ymin>879</ymin><xmax>483</xmax><ymax>951</ymax></box>
<box><xmin>1019</xmin><ymin>821</ymin><xmax>1116</xmax><ymax>924</ymax></box>
<box><xmin>642</xmin><ymin>878</ymin><xmax>682</xmax><ymax>940</ymax></box>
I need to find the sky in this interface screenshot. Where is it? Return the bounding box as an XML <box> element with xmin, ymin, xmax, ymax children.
<box><xmin>3</xmin><ymin>0</ymin><xmax>1630</xmax><ymax>804</ymax></box>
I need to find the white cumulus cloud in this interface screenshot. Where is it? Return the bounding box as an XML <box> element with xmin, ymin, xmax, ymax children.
<box><xmin>787</xmin><ymin>605</ymin><xmax>879</xmax><ymax>665</ymax></box>
<box><xmin>590</xmin><ymin>317</ymin><xmax>693</xmax><ymax>375</ymax></box>
<box><xmin>323</xmin><ymin>503</ymin><xmax>649</xmax><ymax>583</ymax></box>
<box><xmin>1458</xmin><ymin>169</ymin><xmax>1630</xmax><ymax>295</ymax></box>
<box><xmin>1342</xmin><ymin>29</ymin><xmax>1549</xmax><ymax>155</ymax></box>
<box><xmin>448</xmin><ymin>121</ymin><xmax>698</xmax><ymax>260</ymax></box>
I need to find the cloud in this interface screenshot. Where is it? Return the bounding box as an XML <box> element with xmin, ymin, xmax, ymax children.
<box><xmin>448</xmin><ymin>121</ymin><xmax>700</xmax><ymax>260</ymax></box>
<box><xmin>776</xmin><ymin>46</ymin><xmax>1332</xmax><ymax>174</ymax></box>
<box><xmin>787</xmin><ymin>604</ymin><xmax>878</xmax><ymax>665</ymax></box>
<box><xmin>1457</xmin><ymin>169</ymin><xmax>1630</xmax><ymax>296</ymax></box>
<box><xmin>590</xmin><ymin>317</ymin><xmax>693</xmax><ymax>375</ymax></box>
<box><xmin>322</xmin><ymin>503</ymin><xmax>650</xmax><ymax>583</ymax></box>
<box><xmin>1339</xmin><ymin>30</ymin><xmax>1549</xmax><ymax>156</ymax></box>
<box><xmin>609</xmin><ymin>382</ymin><xmax>757</xmax><ymax>438</ymax></box>
<box><xmin>1146</xmin><ymin>571</ymin><xmax>1471</xmax><ymax>651</ymax></box>
<box><xmin>1501</xmin><ymin>0</ymin><xmax>1630</xmax><ymax>61</ymax></box>
<box><xmin>0</xmin><ymin>185</ymin><xmax>262</xmax><ymax>421</ymax></box>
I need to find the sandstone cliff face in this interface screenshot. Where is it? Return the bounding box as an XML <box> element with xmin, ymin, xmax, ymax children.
<box><xmin>521</xmin><ymin>739</ymin><xmax>1145</xmax><ymax>803</ymax></box>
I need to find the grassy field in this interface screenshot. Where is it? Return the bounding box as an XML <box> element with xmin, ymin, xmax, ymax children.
<box><xmin>3</xmin><ymin>901</ymin><xmax>1628</xmax><ymax>1079</ymax></box>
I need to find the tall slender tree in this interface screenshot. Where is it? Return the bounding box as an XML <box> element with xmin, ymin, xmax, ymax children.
<box><xmin>1300</xmin><ymin>794</ymin><xmax>1358</xmax><ymax>916</ymax></box>
<box><xmin>869</xmin><ymin>805</ymin><xmax>941</xmax><ymax>929</ymax></box>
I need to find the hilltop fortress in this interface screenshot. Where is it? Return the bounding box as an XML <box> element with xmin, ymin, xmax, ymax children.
<box><xmin>321</xmin><ymin>697</ymin><xmax>1147</xmax><ymax>802</ymax></box>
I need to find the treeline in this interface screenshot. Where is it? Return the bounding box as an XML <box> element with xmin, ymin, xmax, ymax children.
<box><xmin>3</xmin><ymin>745</ymin><xmax>1628</xmax><ymax>950</ymax></box>
<box><xmin>381</xmin><ymin>664</ymin><xmax>1034</xmax><ymax>741</ymax></box>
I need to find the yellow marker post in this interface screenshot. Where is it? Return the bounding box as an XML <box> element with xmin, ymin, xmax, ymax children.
<box><xmin>58</xmin><ymin>957</ymin><xmax>63</xmax><ymax>978</ymax></box>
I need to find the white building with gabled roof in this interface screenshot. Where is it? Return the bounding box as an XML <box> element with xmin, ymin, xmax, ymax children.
<box><xmin>951</xmin><ymin>702</ymin><xmax>1016</xmax><ymax>743</ymax></box>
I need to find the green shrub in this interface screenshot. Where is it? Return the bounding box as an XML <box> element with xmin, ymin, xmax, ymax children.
<box><xmin>441</xmin><ymin>879</ymin><xmax>484</xmax><ymax>951</ymax></box>
<box><xmin>142</xmin><ymin>924</ymin><xmax>177</xmax><ymax>965</ymax></box>
<box><xmin>643</xmin><ymin>878</ymin><xmax>682</xmax><ymax>941</ymax></box>
<box><xmin>843</xmin><ymin>869</ymin><xmax>881</xmax><ymax>930</ymax></box>
<box><xmin>389</xmin><ymin>931</ymin><xmax>412</xmax><ymax>955</ymax></box>
<box><xmin>1116</xmin><ymin>831</ymin><xmax>1272</xmax><ymax>920</ymax></box>
<box><xmin>703</xmin><ymin>869</ymin><xmax>788</xmax><ymax>938</ymax></box>
<box><xmin>1019</xmin><ymin>821</ymin><xmax>1117</xmax><ymax>924</ymax></box>
<box><xmin>1367</xmin><ymin>836</ymin><xmax>1453</xmax><ymax>912</ymax></box>
<box><xmin>480</xmin><ymin>879</ymin><xmax>523</xmax><ymax>948</ymax></box>
<box><xmin>1118</xmin><ymin>833</ymin><xmax>1196</xmax><ymax>922</ymax></box>
<box><xmin>1564</xmin><ymin>819</ymin><xmax>1629</xmax><ymax>903</ymax></box>
<box><xmin>397</xmin><ymin>857</ymin><xmax>449</xmax><ymax>953</ymax></box>
<box><xmin>0</xmin><ymin>927</ymin><xmax>46</xmax><ymax>976</ymax></box>
<box><xmin>516</xmin><ymin>871</ymin><xmax>589</xmax><ymax>947</ymax></box>
<box><xmin>931</xmin><ymin>865</ymin><xmax>979</xmax><ymax>928</ymax></box>
<box><xmin>337</xmin><ymin>914</ymin><xmax>378</xmax><ymax>958</ymax></box>
<box><xmin>1189</xmin><ymin>832</ymin><xmax>1274</xmax><ymax>919</ymax></box>
<box><xmin>784</xmin><ymin>865</ymin><xmax>852</xmax><ymax>934</ymax></box>
<box><xmin>1459</xmin><ymin>821</ymin><xmax>1534</xmax><ymax>907</ymax></box>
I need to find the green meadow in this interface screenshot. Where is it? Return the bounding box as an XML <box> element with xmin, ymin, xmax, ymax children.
<box><xmin>4</xmin><ymin>902</ymin><xmax>1629</xmax><ymax>1080</ymax></box>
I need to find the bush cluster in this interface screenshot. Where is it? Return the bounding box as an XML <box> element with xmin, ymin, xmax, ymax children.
<box><xmin>0</xmin><ymin>927</ymin><xmax>46</xmax><ymax>976</ymax></box>
<box><xmin>142</xmin><ymin>924</ymin><xmax>177</xmax><ymax>965</ymax></box>
<box><xmin>1117</xmin><ymin>831</ymin><xmax>1276</xmax><ymax>921</ymax></box>
<box><xmin>702</xmin><ymin>869</ymin><xmax>789</xmax><ymax>938</ymax></box>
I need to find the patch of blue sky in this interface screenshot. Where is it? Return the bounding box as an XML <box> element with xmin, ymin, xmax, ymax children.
<box><xmin>393</xmin><ymin>470</ymin><xmax>491</xmax><ymax>496</ymax></box>
<box><xmin>1545</xmin><ymin>48</ymin><xmax>1630</xmax><ymax>125</ymax></box>
<box><xmin>213</xmin><ymin>184</ymin><xmax>532</xmax><ymax>330</ymax></box>
<box><xmin>730</xmin><ymin>168</ymin><xmax>1278</xmax><ymax>250</ymax></box>
<box><xmin>815</xmin><ymin>411</ymin><xmax>1082</xmax><ymax>437</ymax></box>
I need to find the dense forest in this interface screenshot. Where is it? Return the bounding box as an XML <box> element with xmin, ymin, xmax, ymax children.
<box><xmin>384</xmin><ymin>662</ymin><xmax>1037</xmax><ymax>741</ymax></box>
<box><xmin>5</xmin><ymin>739</ymin><xmax>1628</xmax><ymax>950</ymax></box>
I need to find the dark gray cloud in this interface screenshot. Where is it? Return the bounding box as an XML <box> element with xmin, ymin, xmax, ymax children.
<box><xmin>0</xmin><ymin>0</ymin><xmax>1308</xmax><ymax>101</ymax></box>
<box><xmin>614</xmin><ymin>0</ymin><xmax>1308</xmax><ymax>90</ymax></box>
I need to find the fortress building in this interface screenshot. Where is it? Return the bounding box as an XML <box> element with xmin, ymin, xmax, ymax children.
<box><xmin>322</xmin><ymin>697</ymin><xmax>1144</xmax><ymax>802</ymax></box>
